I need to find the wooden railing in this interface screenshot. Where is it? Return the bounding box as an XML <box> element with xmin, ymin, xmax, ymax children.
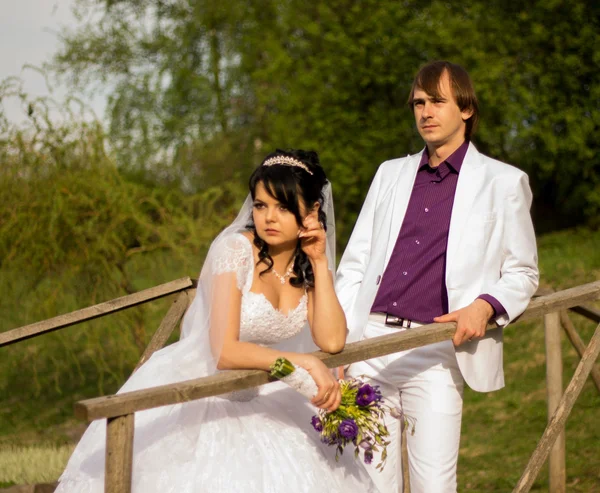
<box><xmin>0</xmin><ymin>277</ymin><xmax>195</xmax><ymax>348</ymax></box>
<box><xmin>3</xmin><ymin>279</ymin><xmax>600</xmax><ymax>492</ymax></box>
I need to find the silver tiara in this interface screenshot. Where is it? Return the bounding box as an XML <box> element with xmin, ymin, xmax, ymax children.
<box><xmin>262</xmin><ymin>156</ymin><xmax>314</xmax><ymax>175</ymax></box>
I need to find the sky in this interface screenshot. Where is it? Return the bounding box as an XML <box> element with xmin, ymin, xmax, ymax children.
<box><xmin>0</xmin><ymin>0</ymin><xmax>105</xmax><ymax>123</ymax></box>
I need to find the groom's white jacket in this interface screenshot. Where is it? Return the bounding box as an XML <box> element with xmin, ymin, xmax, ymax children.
<box><xmin>336</xmin><ymin>143</ymin><xmax>539</xmax><ymax>392</ymax></box>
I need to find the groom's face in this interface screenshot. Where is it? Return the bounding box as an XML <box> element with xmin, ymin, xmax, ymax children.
<box><xmin>412</xmin><ymin>71</ymin><xmax>473</xmax><ymax>150</ymax></box>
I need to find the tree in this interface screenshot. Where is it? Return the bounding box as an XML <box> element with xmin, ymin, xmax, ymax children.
<box><xmin>53</xmin><ymin>0</ymin><xmax>600</xmax><ymax>239</ymax></box>
<box><xmin>0</xmin><ymin>77</ymin><xmax>247</xmax><ymax>420</ymax></box>
<box><xmin>54</xmin><ymin>0</ymin><xmax>258</xmax><ymax>185</ymax></box>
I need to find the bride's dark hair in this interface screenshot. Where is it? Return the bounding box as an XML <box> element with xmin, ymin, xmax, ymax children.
<box><xmin>247</xmin><ymin>148</ymin><xmax>328</xmax><ymax>288</ymax></box>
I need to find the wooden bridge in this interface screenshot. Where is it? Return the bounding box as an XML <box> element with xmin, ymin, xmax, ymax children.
<box><xmin>2</xmin><ymin>278</ymin><xmax>599</xmax><ymax>493</ymax></box>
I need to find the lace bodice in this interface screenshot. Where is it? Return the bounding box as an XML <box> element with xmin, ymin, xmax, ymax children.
<box><xmin>212</xmin><ymin>233</ymin><xmax>308</xmax><ymax>346</ymax></box>
<box><xmin>240</xmin><ymin>291</ymin><xmax>308</xmax><ymax>344</ymax></box>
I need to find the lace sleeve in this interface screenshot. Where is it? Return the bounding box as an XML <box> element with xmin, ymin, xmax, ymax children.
<box><xmin>209</xmin><ymin>233</ymin><xmax>253</xmax><ymax>291</ymax></box>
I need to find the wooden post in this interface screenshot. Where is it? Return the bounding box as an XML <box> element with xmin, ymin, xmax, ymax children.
<box><xmin>514</xmin><ymin>322</ymin><xmax>600</xmax><ymax>493</ymax></box>
<box><xmin>105</xmin><ymin>413</ymin><xmax>135</xmax><ymax>493</ymax></box>
<box><xmin>185</xmin><ymin>287</ymin><xmax>197</xmax><ymax>308</ymax></box>
<box><xmin>401</xmin><ymin>422</ymin><xmax>411</xmax><ymax>493</ymax></box>
<box><xmin>544</xmin><ymin>312</ymin><xmax>566</xmax><ymax>493</ymax></box>
<box><xmin>134</xmin><ymin>291</ymin><xmax>190</xmax><ymax>372</ymax></box>
<box><xmin>560</xmin><ymin>311</ymin><xmax>600</xmax><ymax>394</ymax></box>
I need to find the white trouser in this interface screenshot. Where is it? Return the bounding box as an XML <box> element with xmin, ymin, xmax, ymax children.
<box><xmin>347</xmin><ymin>318</ymin><xmax>464</xmax><ymax>493</ymax></box>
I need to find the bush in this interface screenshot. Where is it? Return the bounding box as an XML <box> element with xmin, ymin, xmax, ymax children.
<box><xmin>0</xmin><ymin>85</ymin><xmax>246</xmax><ymax>437</ymax></box>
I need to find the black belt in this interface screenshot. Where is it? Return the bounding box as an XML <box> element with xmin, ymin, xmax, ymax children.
<box><xmin>369</xmin><ymin>312</ymin><xmax>423</xmax><ymax>328</ymax></box>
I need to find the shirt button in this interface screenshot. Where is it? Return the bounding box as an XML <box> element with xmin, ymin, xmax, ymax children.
<box><xmin>392</xmin><ymin>302</ymin><xmax>397</xmax><ymax>307</ymax></box>
<box><xmin>424</xmin><ymin>208</ymin><xmax>429</xmax><ymax>212</ymax></box>
<box><xmin>403</xmin><ymin>271</ymin><xmax>408</xmax><ymax>276</ymax></box>
<box><xmin>415</xmin><ymin>240</ymin><xmax>420</xmax><ymax>245</ymax></box>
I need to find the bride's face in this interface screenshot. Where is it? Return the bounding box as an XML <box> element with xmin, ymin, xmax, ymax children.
<box><xmin>252</xmin><ymin>182</ymin><xmax>305</xmax><ymax>249</ymax></box>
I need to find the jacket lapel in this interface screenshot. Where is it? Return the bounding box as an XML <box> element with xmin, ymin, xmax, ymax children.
<box><xmin>446</xmin><ymin>143</ymin><xmax>485</xmax><ymax>280</ymax></box>
<box><xmin>348</xmin><ymin>152</ymin><xmax>421</xmax><ymax>337</ymax></box>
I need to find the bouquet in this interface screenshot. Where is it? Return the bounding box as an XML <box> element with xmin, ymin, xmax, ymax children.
<box><xmin>270</xmin><ymin>357</ymin><xmax>415</xmax><ymax>470</ymax></box>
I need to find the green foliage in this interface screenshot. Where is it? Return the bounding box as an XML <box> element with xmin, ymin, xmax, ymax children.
<box><xmin>53</xmin><ymin>0</ymin><xmax>256</xmax><ymax>180</ymax></box>
<box><xmin>469</xmin><ymin>0</ymin><xmax>600</xmax><ymax>229</ymax></box>
<box><xmin>0</xmin><ymin>83</ymin><xmax>246</xmax><ymax>443</ymax></box>
<box><xmin>0</xmin><ymin>80</ymin><xmax>245</xmax><ymax>324</ymax></box>
<box><xmin>0</xmin><ymin>444</ymin><xmax>74</xmax><ymax>485</ymax></box>
<box><xmin>52</xmin><ymin>0</ymin><xmax>600</xmax><ymax>241</ymax></box>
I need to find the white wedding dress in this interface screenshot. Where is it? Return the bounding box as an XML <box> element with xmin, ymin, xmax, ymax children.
<box><xmin>56</xmin><ymin>233</ymin><xmax>377</xmax><ymax>492</ymax></box>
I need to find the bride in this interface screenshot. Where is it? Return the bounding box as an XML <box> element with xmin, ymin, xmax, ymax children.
<box><xmin>56</xmin><ymin>149</ymin><xmax>378</xmax><ymax>492</ymax></box>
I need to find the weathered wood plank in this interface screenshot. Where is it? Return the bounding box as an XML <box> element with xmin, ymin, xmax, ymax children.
<box><xmin>105</xmin><ymin>414</ymin><xmax>134</xmax><ymax>493</ymax></box>
<box><xmin>544</xmin><ymin>312</ymin><xmax>565</xmax><ymax>493</ymax></box>
<box><xmin>513</xmin><ymin>280</ymin><xmax>600</xmax><ymax>323</ymax></box>
<box><xmin>560</xmin><ymin>311</ymin><xmax>600</xmax><ymax>394</ymax></box>
<box><xmin>134</xmin><ymin>291</ymin><xmax>190</xmax><ymax>372</ymax></box>
<box><xmin>75</xmin><ymin>281</ymin><xmax>600</xmax><ymax>421</ymax></box>
<box><xmin>185</xmin><ymin>288</ymin><xmax>197</xmax><ymax>307</ymax></box>
<box><xmin>75</xmin><ymin>323</ymin><xmax>457</xmax><ymax>421</ymax></box>
<box><xmin>513</xmin><ymin>322</ymin><xmax>600</xmax><ymax>493</ymax></box>
<box><xmin>569</xmin><ymin>304</ymin><xmax>600</xmax><ymax>323</ymax></box>
<box><xmin>74</xmin><ymin>368</ymin><xmax>272</xmax><ymax>421</ymax></box>
<box><xmin>0</xmin><ymin>278</ymin><xmax>193</xmax><ymax>347</ymax></box>
<box><xmin>534</xmin><ymin>286</ymin><xmax>555</xmax><ymax>297</ymax></box>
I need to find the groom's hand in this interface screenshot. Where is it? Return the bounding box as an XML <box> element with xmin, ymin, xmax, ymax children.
<box><xmin>434</xmin><ymin>299</ymin><xmax>494</xmax><ymax>346</ymax></box>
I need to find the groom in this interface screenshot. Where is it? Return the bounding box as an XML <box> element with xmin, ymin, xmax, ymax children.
<box><xmin>336</xmin><ymin>61</ymin><xmax>539</xmax><ymax>492</ymax></box>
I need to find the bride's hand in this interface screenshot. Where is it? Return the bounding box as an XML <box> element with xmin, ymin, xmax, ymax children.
<box><xmin>302</xmin><ymin>356</ymin><xmax>341</xmax><ymax>412</ymax></box>
<box><xmin>298</xmin><ymin>210</ymin><xmax>327</xmax><ymax>263</ymax></box>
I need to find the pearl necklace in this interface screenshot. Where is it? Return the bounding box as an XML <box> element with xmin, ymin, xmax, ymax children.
<box><xmin>272</xmin><ymin>261</ymin><xmax>295</xmax><ymax>285</ymax></box>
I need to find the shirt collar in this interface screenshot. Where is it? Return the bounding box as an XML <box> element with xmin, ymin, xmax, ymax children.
<box><xmin>419</xmin><ymin>140</ymin><xmax>469</xmax><ymax>173</ymax></box>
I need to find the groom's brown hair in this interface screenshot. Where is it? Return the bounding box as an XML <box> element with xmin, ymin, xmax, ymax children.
<box><xmin>407</xmin><ymin>61</ymin><xmax>480</xmax><ymax>140</ymax></box>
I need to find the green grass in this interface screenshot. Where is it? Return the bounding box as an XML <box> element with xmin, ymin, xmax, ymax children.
<box><xmin>0</xmin><ymin>227</ymin><xmax>599</xmax><ymax>489</ymax></box>
<box><xmin>0</xmin><ymin>444</ymin><xmax>74</xmax><ymax>485</ymax></box>
<box><xmin>0</xmin><ymin>250</ymin><xmax>189</xmax><ymax>446</ymax></box>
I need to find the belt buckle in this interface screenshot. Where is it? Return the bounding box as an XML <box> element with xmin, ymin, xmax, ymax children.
<box><xmin>384</xmin><ymin>314</ymin><xmax>411</xmax><ymax>328</ymax></box>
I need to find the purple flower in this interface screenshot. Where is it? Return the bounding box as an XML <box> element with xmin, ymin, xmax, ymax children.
<box><xmin>338</xmin><ymin>419</ymin><xmax>359</xmax><ymax>439</ymax></box>
<box><xmin>311</xmin><ymin>415</ymin><xmax>323</xmax><ymax>432</ymax></box>
<box><xmin>321</xmin><ymin>434</ymin><xmax>340</xmax><ymax>445</ymax></box>
<box><xmin>359</xmin><ymin>439</ymin><xmax>372</xmax><ymax>450</ymax></box>
<box><xmin>356</xmin><ymin>384</ymin><xmax>377</xmax><ymax>406</ymax></box>
<box><xmin>364</xmin><ymin>449</ymin><xmax>374</xmax><ymax>465</ymax></box>
<box><xmin>372</xmin><ymin>385</ymin><xmax>384</xmax><ymax>401</ymax></box>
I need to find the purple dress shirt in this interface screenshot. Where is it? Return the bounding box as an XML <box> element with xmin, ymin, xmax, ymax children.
<box><xmin>371</xmin><ymin>140</ymin><xmax>506</xmax><ymax>323</ymax></box>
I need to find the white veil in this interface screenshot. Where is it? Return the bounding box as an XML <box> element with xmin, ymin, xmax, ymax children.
<box><xmin>179</xmin><ymin>192</ymin><xmax>253</xmax><ymax>343</ymax></box>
